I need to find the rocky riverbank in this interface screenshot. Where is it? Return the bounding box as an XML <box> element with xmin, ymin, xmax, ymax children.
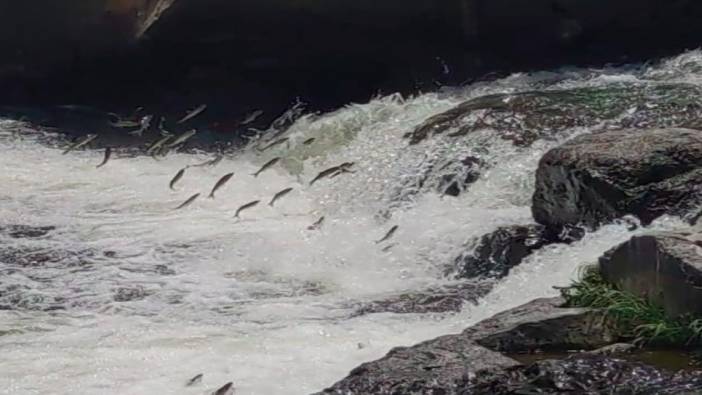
<box><xmin>317</xmin><ymin>98</ymin><xmax>702</xmax><ymax>392</ymax></box>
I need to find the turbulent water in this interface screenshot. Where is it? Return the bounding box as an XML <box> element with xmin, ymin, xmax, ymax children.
<box><xmin>2</xmin><ymin>50</ymin><xmax>702</xmax><ymax>394</ymax></box>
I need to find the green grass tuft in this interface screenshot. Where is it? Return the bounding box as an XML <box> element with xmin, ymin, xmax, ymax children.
<box><xmin>561</xmin><ymin>265</ymin><xmax>702</xmax><ymax>346</ymax></box>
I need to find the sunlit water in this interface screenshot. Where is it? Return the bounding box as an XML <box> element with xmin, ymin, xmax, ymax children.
<box><xmin>2</xmin><ymin>50</ymin><xmax>702</xmax><ymax>394</ymax></box>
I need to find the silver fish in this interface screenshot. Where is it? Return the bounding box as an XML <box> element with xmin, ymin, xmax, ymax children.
<box><xmin>174</xmin><ymin>193</ymin><xmax>200</xmax><ymax>210</ymax></box>
<box><xmin>252</xmin><ymin>157</ymin><xmax>280</xmax><ymax>177</ymax></box>
<box><xmin>307</xmin><ymin>216</ymin><xmax>325</xmax><ymax>230</ymax></box>
<box><xmin>191</xmin><ymin>155</ymin><xmax>223</xmax><ymax>168</ymax></box>
<box><xmin>209</xmin><ymin>172</ymin><xmax>234</xmax><ymax>199</ymax></box>
<box><xmin>234</xmin><ymin>200</ymin><xmax>260</xmax><ymax>218</ymax></box>
<box><xmin>186</xmin><ymin>373</ymin><xmax>203</xmax><ymax>387</ymax></box>
<box><xmin>241</xmin><ymin>110</ymin><xmax>263</xmax><ymax>125</ymax></box>
<box><xmin>212</xmin><ymin>382</ymin><xmax>234</xmax><ymax>395</ymax></box>
<box><xmin>167</xmin><ymin>129</ymin><xmax>197</xmax><ymax>148</ymax></box>
<box><xmin>62</xmin><ymin>134</ymin><xmax>98</xmax><ymax>155</ymax></box>
<box><xmin>381</xmin><ymin>243</ymin><xmax>397</xmax><ymax>252</ymax></box>
<box><xmin>177</xmin><ymin>104</ymin><xmax>207</xmax><ymax>124</ymax></box>
<box><xmin>268</xmin><ymin>187</ymin><xmax>293</xmax><ymax>207</ymax></box>
<box><xmin>375</xmin><ymin>225</ymin><xmax>398</xmax><ymax>244</ymax></box>
<box><xmin>170</xmin><ymin>167</ymin><xmax>186</xmax><ymax>190</ymax></box>
<box><xmin>146</xmin><ymin>135</ymin><xmax>173</xmax><ymax>155</ymax></box>
<box><xmin>96</xmin><ymin>147</ymin><xmax>112</xmax><ymax>168</ymax></box>
<box><xmin>257</xmin><ymin>137</ymin><xmax>289</xmax><ymax>152</ymax></box>
<box><xmin>109</xmin><ymin>119</ymin><xmax>140</xmax><ymax>128</ymax></box>
<box><xmin>129</xmin><ymin>114</ymin><xmax>153</xmax><ymax>136</ymax></box>
<box><xmin>309</xmin><ymin>162</ymin><xmax>354</xmax><ymax>185</ymax></box>
<box><xmin>302</xmin><ymin>137</ymin><xmax>316</xmax><ymax>145</ymax></box>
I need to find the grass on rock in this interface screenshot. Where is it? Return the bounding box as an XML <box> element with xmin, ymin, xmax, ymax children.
<box><xmin>561</xmin><ymin>265</ymin><xmax>702</xmax><ymax>346</ymax></box>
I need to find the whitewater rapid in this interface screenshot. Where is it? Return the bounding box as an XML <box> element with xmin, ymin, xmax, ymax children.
<box><xmin>1</xmin><ymin>51</ymin><xmax>700</xmax><ymax>394</ymax></box>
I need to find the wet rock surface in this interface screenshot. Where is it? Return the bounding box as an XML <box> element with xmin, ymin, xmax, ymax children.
<box><xmin>354</xmin><ymin>282</ymin><xmax>494</xmax><ymax>315</ymax></box>
<box><xmin>452</xmin><ymin>225</ymin><xmax>551</xmax><ymax>279</ymax></box>
<box><xmin>0</xmin><ymin>225</ymin><xmax>55</xmax><ymax>239</ymax></box>
<box><xmin>318</xmin><ymin>298</ymin><xmax>615</xmax><ymax>394</ymax></box>
<box><xmin>599</xmin><ymin>232</ymin><xmax>702</xmax><ymax>317</ymax></box>
<box><xmin>465</xmin><ymin>354</ymin><xmax>702</xmax><ymax>394</ymax></box>
<box><xmin>533</xmin><ymin>128</ymin><xmax>702</xmax><ymax>234</ymax></box>
<box><xmin>407</xmin><ymin>85</ymin><xmax>702</xmax><ymax>146</ymax></box>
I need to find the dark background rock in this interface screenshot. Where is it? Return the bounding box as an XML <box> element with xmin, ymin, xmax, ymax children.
<box><xmin>533</xmin><ymin>128</ymin><xmax>702</xmax><ymax>235</ymax></box>
<box><xmin>4</xmin><ymin>0</ymin><xmax>702</xmax><ymax>137</ymax></box>
<box><xmin>600</xmin><ymin>232</ymin><xmax>702</xmax><ymax>318</ymax></box>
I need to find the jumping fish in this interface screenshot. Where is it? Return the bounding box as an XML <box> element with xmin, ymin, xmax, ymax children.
<box><xmin>234</xmin><ymin>200</ymin><xmax>260</xmax><ymax>218</ymax></box>
<box><xmin>307</xmin><ymin>216</ymin><xmax>325</xmax><ymax>230</ymax></box>
<box><xmin>146</xmin><ymin>135</ymin><xmax>173</xmax><ymax>155</ymax></box>
<box><xmin>212</xmin><ymin>382</ymin><xmax>235</xmax><ymax>395</ymax></box>
<box><xmin>96</xmin><ymin>147</ymin><xmax>112</xmax><ymax>168</ymax></box>
<box><xmin>257</xmin><ymin>137</ymin><xmax>289</xmax><ymax>152</ymax></box>
<box><xmin>169</xmin><ymin>167</ymin><xmax>187</xmax><ymax>190</ymax></box>
<box><xmin>375</xmin><ymin>225</ymin><xmax>398</xmax><ymax>244</ymax></box>
<box><xmin>208</xmin><ymin>172</ymin><xmax>234</xmax><ymax>198</ymax></box>
<box><xmin>174</xmin><ymin>193</ymin><xmax>200</xmax><ymax>210</ymax></box>
<box><xmin>186</xmin><ymin>373</ymin><xmax>203</xmax><ymax>387</ymax></box>
<box><xmin>62</xmin><ymin>134</ymin><xmax>97</xmax><ymax>155</ymax></box>
<box><xmin>167</xmin><ymin>129</ymin><xmax>197</xmax><ymax>148</ymax></box>
<box><xmin>268</xmin><ymin>187</ymin><xmax>293</xmax><ymax>207</ymax></box>
<box><xmin>252</xmin><ymin>157</ymin><xmax>280</xmax><ymax>177</ymax></box>
<box><xmin>302</xmin><ymin>137</ymin><xmax>316</xmax><ymax>145</ymax></box>
<box><xmin>309</xmin><ymin>162</ymin><xmax>354</xmax><ymax>185</ymax></box>
<box><xmin>381</xmin><ymin>243</ymin><xmax>397</xmax><ymax>252</ymax></box>
<box><xmin>129</xmin><ymin>114</ymin><xmax>153</xmax><ymax>136</ymax></box>
<box><xmin>177</xmin><ymin>104</ymin><xmax>207</xmax><ymax>124</ymax></box>
<box><xmin>109</xmin><ymin>118</ymin><xmax>140</xmax><ymax>128</ymax></box>
<box><xmin>191</xmin><ymin>154</ymin><xmax>223</xmax><ymax>168</ymax></box>
<box><xmin>241</xmin><ymin>110</ymin><xmax>263</xmax><ymax>125</ymax></box>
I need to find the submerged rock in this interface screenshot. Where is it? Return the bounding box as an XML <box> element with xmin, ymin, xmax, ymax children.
<box><xmin>533</xmin><ymin>128</ymin><xmax>702</xmax><ymax>234</ymax></box>
<box><xmin>599</xmin><ymin>232</ymin><xmax>702</xmax><ymax>317</ymax></box>
<box><xmin>465</xmin><ymin>354</ymin><xmax>702</xmax><ymax>394</ymax></box>
<box><xmin>318</xmin><ymin>298</ymin><xmax>613</xmax><ymax>394</ymax></box>
<box><xmin>354</xmin><ymin>282</ymin><xmax>493</xmax><ymax>315</ymax></box>
<box><xmin>0</xmin><ymin>225</ymin><xmax>55</xmax><ymax>239</ymax></box>
<box><xmin>452</xmin><ymin>225</ymin><xmax>551</xmax><ymax>279</ymax></box>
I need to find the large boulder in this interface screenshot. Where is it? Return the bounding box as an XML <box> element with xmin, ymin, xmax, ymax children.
<box><xmin>533</xmin><ymin>128</ymin><xmax>702</xmax><ymax>235</ymax></box>
<box><xmin>317</xmin><ymin>297</ymin><xmax>614</xmax><ymax>394</ymax></box>
<box><xmin>599</xmin><ymin>232</ymin><xmax>702</xmax><ymax>318</ymax></box>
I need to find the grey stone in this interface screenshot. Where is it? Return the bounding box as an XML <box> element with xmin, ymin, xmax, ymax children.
<box><xmin>533</xmin><ymin>128</ymin><xmax>702</xmax><ymax>234</ymax></box>
<box><xmin>599</xmin><ymin>232</ymin><xmax>702</xmax><ymax>318</ymax></box>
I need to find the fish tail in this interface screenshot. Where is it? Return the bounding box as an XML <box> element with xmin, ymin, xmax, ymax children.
<box><xmin>208</xmin><ymin>193</ymin><xmax>215</xmax><ymax>199</ymax></box>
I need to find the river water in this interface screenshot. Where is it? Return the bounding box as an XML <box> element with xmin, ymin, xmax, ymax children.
<box><xmin>1</xmin><ymin>50</ymin><xmax>700</xmax><ymax>394</ymax></box>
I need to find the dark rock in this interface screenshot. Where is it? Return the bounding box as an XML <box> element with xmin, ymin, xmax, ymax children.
<box><xmin>439</xmin><ymin>156</ymin><xmax>484</xmax><ymax>197</ymax></box>
<box><xmin>0</xmin><ymin>225</ymin><xmax>55</xmax><ymax>239</ymax></box>
<box><xmin>533</xmin><ymin>128</ymin><xmax>702</xmax><ymax>234</ymax></box>
<box><xmin>464</xmin><ymin>354</ymin><xmax>702</xmax><ymax>394</ymax></box>
<box><xmin>113</xmin><ymin>286</ymin><xmax>149</xmax><ymax>302</ymax></box>
<box><xmin>599</xmin><ymin>232</ymin><xmax>702</xmax><ymax>318</ymax></box>
<box><xmin>318</xmin><ymin>298</ymin><xmax>613</xmax><ymax>394</ymax></box>
<box><xmin>354</xmin><ymin>282</ymin><xmax>493</xmax><ymax>315</ymax></box>
<box><xmin>468</xmin><ymin>297</ymin><xmax>615</xmax><ymax>353</ymax></box>
<box><xmin>452</xmin><ymin>225</ymin><xmax>551</xmax><ymax>279</ymax></box>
